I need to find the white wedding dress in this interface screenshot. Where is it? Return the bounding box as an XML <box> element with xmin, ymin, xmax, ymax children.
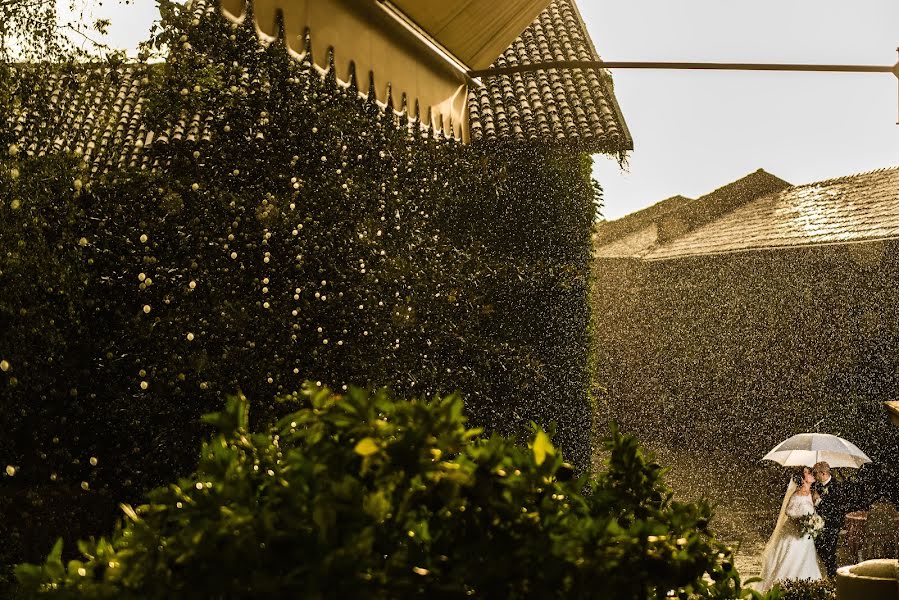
<box><xmin>757</xmin><ymin>484</ymin><xmax>824</xmax><ymax>592</ymax></box>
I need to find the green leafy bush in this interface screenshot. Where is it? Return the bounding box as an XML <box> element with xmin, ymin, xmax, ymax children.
<box><xmin>17</xmin><ymin>385</ymin><xmax>763</xmax><ymax>599</ymax></box>
<box><xmin>775</xmin><ymin>578</ymin><xmax>835</xmax><ymax>600</ymax></box>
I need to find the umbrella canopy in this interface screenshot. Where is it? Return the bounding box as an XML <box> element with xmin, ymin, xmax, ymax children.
<box><xmin>762</xmin><ymin>433</ymin><xmax>872</xmax><ymax>468</ymax></box>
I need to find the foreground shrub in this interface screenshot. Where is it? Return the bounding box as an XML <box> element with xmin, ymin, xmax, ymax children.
<box><xmin>18</xmin><ymin>384</ymin><xmax>762</xmax><ymax>599</ymax></box>
<box><xmin>774</xmin><ymin>578</ymin><xmax>835</xmax><ymax>600</ymax></box>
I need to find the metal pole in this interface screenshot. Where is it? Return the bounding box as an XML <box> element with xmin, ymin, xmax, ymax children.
<box><xmin>895</xmin><ymin>48</ymin><xmax>899</xmax><ymax>125</ymax></box>
<box><xmin>470</xmin><ymin>57</ymin><xmax>899</xmax><ymax>125</ymax></box>
<box><xmin>468</xmin><ymin>60</ymin><xmax>896</xmax><ymax>79</ymax></box>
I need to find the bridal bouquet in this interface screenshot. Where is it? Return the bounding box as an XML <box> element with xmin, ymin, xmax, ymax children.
<box><xmin>798</xmin><ymin>513</ymin><xmax>825</xmax><ymax>540</ymax></box>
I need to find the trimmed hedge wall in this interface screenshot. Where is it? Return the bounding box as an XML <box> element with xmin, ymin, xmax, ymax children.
<box><xmin>594</xmin><ymin>244</ymin><xmax>899</xmax><ymax>466</ymax></box>
<box><xmin>0</xmin><ymin>2</ymin><xmax>599</xmax><ymax>583</ymax></box>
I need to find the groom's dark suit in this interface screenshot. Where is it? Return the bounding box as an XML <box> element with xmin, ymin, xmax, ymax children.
<box><xmin>814</xmin><ymin>476</ymin><xmax>849</xmax><ymax>577</ymax></box>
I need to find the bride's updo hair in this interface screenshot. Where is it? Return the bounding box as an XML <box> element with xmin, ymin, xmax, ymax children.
<box><xmin>791</xmin><ymin>467</ymin><xmax>808</xmax><ymax>487</ymax></box>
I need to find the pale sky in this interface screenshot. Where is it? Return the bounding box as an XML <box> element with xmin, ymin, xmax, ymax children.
<box><xmin>69</xmin><ymin>1</ymin><xmax>898</xmax><ymax>221</ymax></box>
<box><xmin>580</xmin><ymin>1</ymin><xmax>899</xmax><ymax>219</ymax></box>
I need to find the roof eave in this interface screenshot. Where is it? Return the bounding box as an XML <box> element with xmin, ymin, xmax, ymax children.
<box><xmin>566</xmin><ymin>0</ymin><xmax>633</xmax><ymax>153</ymax></box>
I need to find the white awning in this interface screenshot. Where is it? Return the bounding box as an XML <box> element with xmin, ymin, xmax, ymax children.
<box><xmin>386</xmin><ymin>0</ymin><xmax>552</xmax><ymax>70</ymax></box>
<box><xmin>218</xmin><ymin>0</ymin><xmax>552</xmax><ymax>140</ymax></box>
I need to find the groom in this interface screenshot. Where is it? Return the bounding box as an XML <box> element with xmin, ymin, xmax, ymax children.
<box><xmin>813</xmin><ymin>461</ymin><xmax>848</xmax><ymax>577</ymax></box>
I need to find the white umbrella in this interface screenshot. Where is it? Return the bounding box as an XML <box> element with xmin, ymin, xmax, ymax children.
<box><xmin>762</xmin><ymin>433</ymin><xmax>872</xmax><ymax>468</ymax></box>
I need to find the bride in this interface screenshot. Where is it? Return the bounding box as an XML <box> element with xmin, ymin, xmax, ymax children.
<box><xmin>757</xmin><ymin>466</ymin><xmax>824</xmax><ymax>591</ymax></box>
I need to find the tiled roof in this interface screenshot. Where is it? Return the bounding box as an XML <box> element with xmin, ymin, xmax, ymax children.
<box><xmin>594</xmin><ymin>169</ymin><xmax>792</xmax><ymax>259</ymax></box>
<box><xmin>594</xmin><ymin>224</ymin><xmax>660</xmax><ymax>259</ymax></box>
<box><xmin>468</xmin><ymin>0</ymin><xmax>632</xmax><ymax>154</ymax></box>
<box><xmin>644</xmin><ymin>166</ymin><xmax>899</xmax><ymax>260</ymax></box>
<box><xmin>594</xmin><ymin>194</ymin><xmax>692</xmax><ymax>250</ymax></box>
<box><xmin>11</xmin><ymin>62</ymin><xmax>216</xmax><ymax>175</ymax></box>
<box><xmin>12</xmin><ymin>0</ymin><xmax>627</xmax><ymax>169</ymax></box>
<box><xmin>12</xmin><ymin>65</ymin><xmax>157</xmax><ymax>174</ymax></box>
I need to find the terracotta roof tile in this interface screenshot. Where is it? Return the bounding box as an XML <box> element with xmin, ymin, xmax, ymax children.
<box><xmin>13</xmin><ymin>65</ymin><xmax>158</xmax><ymax>174</ymax></box>
<box><xmin>467</xmin><ymin>0</ymin><xmax>631</xmax><ymax>153</ymax></box>
<box><xmin>13</xmin><ymin>0</ymin><xmax>629</xmax><ymax>165</ymax></box>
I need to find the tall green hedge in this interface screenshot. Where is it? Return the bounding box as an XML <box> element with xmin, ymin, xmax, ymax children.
<box><xmin>593</xmin><ymin>248</ymin><xmax>899</xmax><ymax>465</ymax></box>
<box><xmin>0</xmin><ymin>1</ymin><xmax>598</xmax><ymax>582</ymax></box>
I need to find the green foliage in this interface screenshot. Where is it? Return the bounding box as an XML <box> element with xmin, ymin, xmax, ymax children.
<box><xmin>1</xmin><ymin>0</ymin><xmax>69</xmax><ymax>62</ymax></box>
<box><xmin>17</xmin><ymin>385</ymin><xmax>768</xmax><ymax>599</ymax></box>
<box><xmin>0</xmin><ymin>0</ymin><xmax>132</xmax><ymax>63</ymax></box>
<box><xmin>0</xmin><ymin>0</ymin><xmax>598</xmax><ymax>587</ymax></box>
<box><xmin>774</xmin><ymin>578</ymin><xmax>835</xmax><ymax>600</ymax></box>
